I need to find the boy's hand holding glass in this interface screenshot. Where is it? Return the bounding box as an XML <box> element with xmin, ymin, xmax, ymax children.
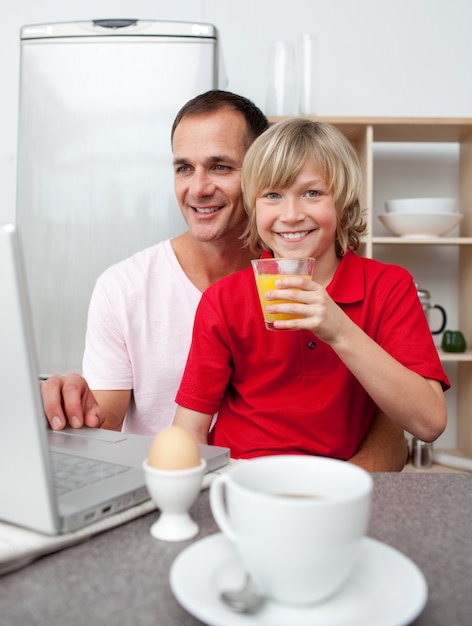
<box><xmin>251</xmin><ymin>257</ymin><xmax>315</xmax><ymax>330</ymax></box>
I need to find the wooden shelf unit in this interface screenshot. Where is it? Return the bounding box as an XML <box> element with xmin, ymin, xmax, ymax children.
<box><xmin>269</xmin><ymin>116</ymin><xmax>472</xmax><ymax>456</ymax></box>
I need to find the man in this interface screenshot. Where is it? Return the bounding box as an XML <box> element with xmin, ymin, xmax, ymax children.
<box><xmin>41</xmin><ymin>90</ymin><xmax>408</xmax><ymax>470</ymax></box>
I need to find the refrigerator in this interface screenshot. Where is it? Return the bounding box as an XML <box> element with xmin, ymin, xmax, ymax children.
<box><xmin>16</xmin><ymin>19</ymin><xmax>224</xmax><ymax>376</ymax></box>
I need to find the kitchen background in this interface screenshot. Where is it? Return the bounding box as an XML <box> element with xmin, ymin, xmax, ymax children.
<box><xmin>1</xmin><ymin>0</ymin><xmax>471</xmax><ymax>449</ymax></box>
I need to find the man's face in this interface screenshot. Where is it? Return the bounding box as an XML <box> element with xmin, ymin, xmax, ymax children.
<box><xmin>172</xmin><ymin>109</ymin><xmax>249</xmax><ymax>244</ymax></box>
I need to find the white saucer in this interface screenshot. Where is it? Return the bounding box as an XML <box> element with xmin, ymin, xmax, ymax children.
<box><xmin>170</xmin><ymin>533</ymin><xmax>427</xmax><ymax>626</ymax></box>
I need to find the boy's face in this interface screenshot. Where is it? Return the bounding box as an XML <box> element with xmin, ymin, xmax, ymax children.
<box><xmin>172</xmin><ymin>109</ymin><xmax>249</xmax><ymax>245</ymax></box>
<box><xmin>255</xmin><ymin>160</ymin><xmax>338</xmax><ymax>266</ymax></box>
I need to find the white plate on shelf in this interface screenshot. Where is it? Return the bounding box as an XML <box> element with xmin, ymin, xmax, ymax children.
<box><xmin>169</xmin><ymin>533</ymin><xmax>427</xmax><ymax>626</ymax></box>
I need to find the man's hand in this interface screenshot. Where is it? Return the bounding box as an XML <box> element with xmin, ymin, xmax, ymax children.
<box><xmin>41</xmin><ymin>373</ymin><xmax>106</xmax><ymax>430</ymax></box>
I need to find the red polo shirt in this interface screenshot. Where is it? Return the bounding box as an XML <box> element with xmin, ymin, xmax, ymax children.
<box><xmin>176</xmin><ymin>251</ymin><xmax>449</xmax><ymax>460</ymax></box>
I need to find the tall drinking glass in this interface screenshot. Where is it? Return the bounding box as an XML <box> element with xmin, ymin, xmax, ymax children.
<box><xmin>265</xmin><ymin>41</ymin><xmax>298</xmax><ymax>116</ymax></box>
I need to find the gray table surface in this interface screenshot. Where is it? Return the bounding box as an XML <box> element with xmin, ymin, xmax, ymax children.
<box><xmin>0</xmin><ymin>473</ymin><xmax>471</xmax><ymax>626</ymax></box>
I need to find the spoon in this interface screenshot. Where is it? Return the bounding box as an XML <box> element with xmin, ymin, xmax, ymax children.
<box><xmin>220</xmin><ymin>574</ymin><xmax>265</xmax><ymax>614</ymax></box>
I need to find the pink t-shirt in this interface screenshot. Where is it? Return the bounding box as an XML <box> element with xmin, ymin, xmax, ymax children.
<box><xmin>83</xmin><ymin>240</ymin><xmax>201</xmax><ymax>434</ymax></box>
<box><xmin>176</xmin><ymin>251</ymin><xmax>450</xmax><ymax>460</ymax></box>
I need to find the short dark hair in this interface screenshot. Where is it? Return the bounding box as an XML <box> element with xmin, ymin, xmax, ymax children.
<box><xmin>171</xmin><ymin>90</ymin><xmax>269</xmax><ymax>148</ymax></box>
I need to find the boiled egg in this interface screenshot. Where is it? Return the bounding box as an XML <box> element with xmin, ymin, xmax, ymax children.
<box><xmin>147</xmin><ymin>425</ymin><xmax>201</xmax><ymax>470</ymax></box>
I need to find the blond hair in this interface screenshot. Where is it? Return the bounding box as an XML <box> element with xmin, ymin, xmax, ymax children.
<box><xmin>241</xmin><ymin>118</ymin><xmax>366</xmax><ymax>256</ymax></box>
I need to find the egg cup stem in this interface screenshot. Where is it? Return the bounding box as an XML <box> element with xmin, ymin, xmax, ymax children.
<box><xmin>150</xmin><ymin>512</ymin><xmax>199</xmax><ymax>541</ymax></box>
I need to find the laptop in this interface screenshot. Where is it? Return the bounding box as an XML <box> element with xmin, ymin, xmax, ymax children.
<box><xmin>0</xmin><ymin>223</ymin><xmax>230</xmax><ymax>536</ymax></box>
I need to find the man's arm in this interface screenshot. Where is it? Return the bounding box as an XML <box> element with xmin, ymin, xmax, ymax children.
<box><xmin>41</xmin><ymin>374</ymin><xmax>131</xmax><ymax>431</ymax></box>
<box><xmin>348</xmin><ymin>410</ymin><xmax>409</xmax><ymax>471</ymax></box>
<box><xmin>94</xmin><ymin>389</ymin><xmax>132</xmax><ymax>431</ymax></box>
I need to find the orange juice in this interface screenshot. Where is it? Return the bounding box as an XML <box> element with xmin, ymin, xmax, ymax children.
<box><xmin>254</xmin><ymin>273</ymin><xmax>311</xmax><ymax>329</ymax></box>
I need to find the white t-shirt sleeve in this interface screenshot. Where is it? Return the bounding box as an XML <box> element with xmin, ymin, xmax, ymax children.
<box><xmin>81</xmin><ymin>240</ymin><xmax>202</xmax><ymax>434</ymax></box>
<box><xmin>82</xmin><ymin>269</ymin><xmax>133</xmax><ymax>389</ymax></box>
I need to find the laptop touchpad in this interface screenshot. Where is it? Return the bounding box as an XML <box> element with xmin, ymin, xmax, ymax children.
<box><xmin>48</xmin><ymin>428</ymin><xmax>127</xmax><ymax>451</ymax></box>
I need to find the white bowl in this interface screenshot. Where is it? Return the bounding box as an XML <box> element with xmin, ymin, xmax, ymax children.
<box><xmin>385</xmin><ymin>198</ymin><xmax>457</xmax><ymax>214</ymax></box>
<box><xmin>378</xmin><ymin>212</ymin><xmax>463</xmax><ymax>238</ymax></box>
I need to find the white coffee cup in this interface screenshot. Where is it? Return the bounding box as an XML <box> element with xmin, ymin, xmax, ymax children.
<box><xmin>210</xmin><ymin>456</ymin><xmax>373</xmax><ymax>605</ymax></box>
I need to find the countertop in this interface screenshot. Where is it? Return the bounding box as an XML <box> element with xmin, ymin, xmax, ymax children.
<box><xmin>0</xmin><ymin>473</ymin><xmax>471</xmax><ymax>626</ymax></box>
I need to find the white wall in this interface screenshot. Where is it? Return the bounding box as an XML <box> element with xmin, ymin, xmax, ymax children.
<box><xmin>2</xmin><ymin>0</ymin><xmax>472</xmax><ymax>222</ymax></box>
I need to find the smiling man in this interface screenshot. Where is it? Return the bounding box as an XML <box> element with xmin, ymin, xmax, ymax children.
<box><xmin>42</xmin><ymin>91</ymin><xmax>268</xmax><ymax>434</ymax></box>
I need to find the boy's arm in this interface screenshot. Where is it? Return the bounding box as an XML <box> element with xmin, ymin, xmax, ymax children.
<box><xmin>173</xmin><ymin>406</ymin><xmax>213</xmax><ymax>445</ymax></box>
<box><xmin>348</xmin><ymin>410</ymin><xmax>409</xmax><ymax>472</ymax></box>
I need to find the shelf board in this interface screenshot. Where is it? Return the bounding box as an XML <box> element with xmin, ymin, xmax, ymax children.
<box><xmin>404</xmin><ymin>448</ymin><xmax>472</xmax><ymax>473</ymax></box>
<box><xmin>267</xmin><ymin>116</ymin><xmax>472</xmax><ymax>142</ymax></box>
<box><xmin>436</xmin><ymin>347</ymin><xmax>472</xmax><ymax>362</ymax></box>
<box><xmin>371</xmin><ymin>236</ymin><xmax>472</xmax><ymax>245</ymax></box>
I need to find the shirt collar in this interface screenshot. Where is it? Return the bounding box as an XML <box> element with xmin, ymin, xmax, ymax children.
<box><xmin>326</xmin><ymin>250</ymin><xmax>365</xmax><ymax>304</ymax></box>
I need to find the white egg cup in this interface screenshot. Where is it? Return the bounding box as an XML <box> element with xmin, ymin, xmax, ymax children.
<box><xmin>142</xmin><ymin>458</ymin><xmax>207</xmax><ymax>541</ymax></box>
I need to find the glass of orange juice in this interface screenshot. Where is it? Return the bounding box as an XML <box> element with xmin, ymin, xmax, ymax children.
<box><xmin>251</xmin><ymin>257</ymin><xmax>315</xmax><ymax>330</ymax></box>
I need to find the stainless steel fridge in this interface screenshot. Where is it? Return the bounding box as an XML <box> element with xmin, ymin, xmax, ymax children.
<box><xmin>16</xmin><ymin>19</ymin><xmax>224</xmax><ymax>376</ymax></box>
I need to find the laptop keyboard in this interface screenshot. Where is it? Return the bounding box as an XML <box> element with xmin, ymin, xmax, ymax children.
<box><xmin>51</xmin><ymin>452</ymin><xmax>130</xmax><ymax>495</ymax></box>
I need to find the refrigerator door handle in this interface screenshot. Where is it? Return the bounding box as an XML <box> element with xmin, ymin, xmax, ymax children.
<box><xmin>92</xmin><ymin>19</ymin><xmax>138</xmax><ymax>29</ymax></box>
